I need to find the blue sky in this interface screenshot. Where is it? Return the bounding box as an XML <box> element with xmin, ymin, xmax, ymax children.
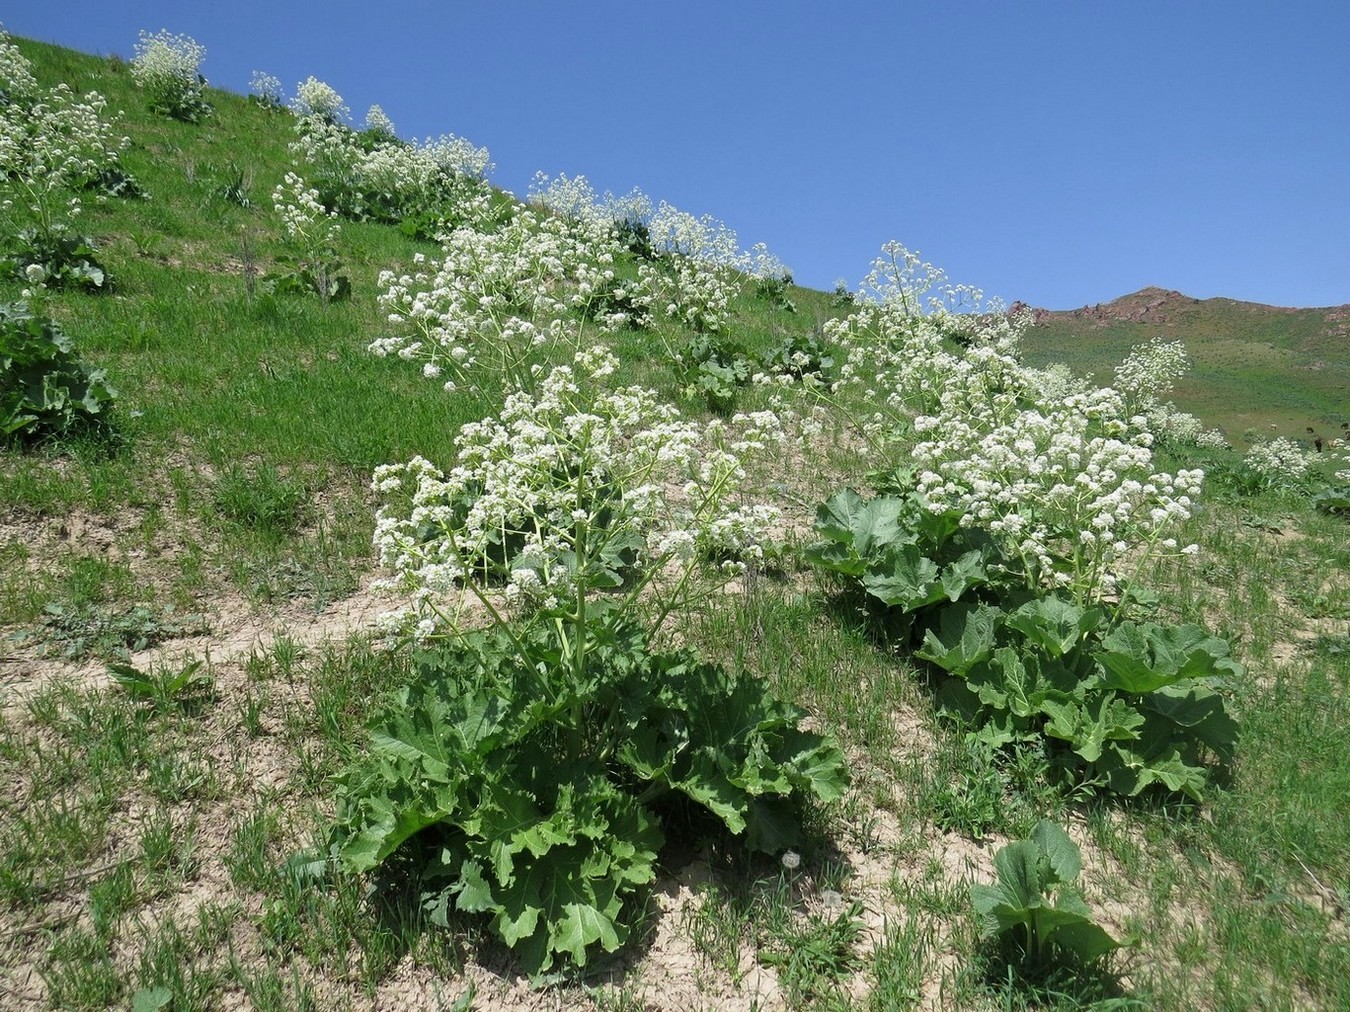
<box><xmin>8</xmin><ymin>1</ymin><xmax>1349</xmax><ymax>308</ymax></box>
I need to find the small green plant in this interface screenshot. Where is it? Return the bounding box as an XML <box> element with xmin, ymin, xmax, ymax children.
<box><xmin>28</xmin><ymin>601</ymin><xmax>209</xmax><ymax>660</ymax></box>
<box><xmin>830</xmin><ymin>281</ymin><xmax>855</xmax><ymax>307</ymax></box>
<box><xmin>753</xmin><ymin>272</ymin><xmax>797</xmax><ymax>314</ymax></box>
<box><xmin>759</xmin><ymin>900</ymin><xmax>865</xmax><ymax>1006</ymax></box>
<box><xmin>109</xmin><ymin>659</ymin><xmax>213</xmax><ymax>714</ymax></box>
<box><xmin>0</xmin><ymin>227</ymin><xmax>109</xmax><ymax>290</ymax></box>
<box><xmin>676</xmin><ymin>332</ymin><xmax>753</xmax><ymax>411</ymax></box>
<box><xmin>211</xmin><ymin>463</ymin><xmax>308</xmax><ymax>538</ymax></box>
<box><xmin>971</xmin><ymin>820</ymin><xmax>1123</xmax><ymax>968</ymax></box>
<box><xmin>762</xmin><ymin>328</ymin><xmax>835</xmax><ymax>383</ymax></box>
<box><xmin>0</xmin><ymin>301</ymin><xmax>117</xmax><ymax>445</ymax></box>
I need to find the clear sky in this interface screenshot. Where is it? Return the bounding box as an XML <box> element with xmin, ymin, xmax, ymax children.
<box><xmin>7</xmin><ymin>1</ymin><xmax>1349</xmax><ymax>308</ymax></box>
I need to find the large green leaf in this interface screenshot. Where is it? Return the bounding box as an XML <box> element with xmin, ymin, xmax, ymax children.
<box><xmin>1005</xmin><ymin>597</ymin><xmax>1101</xmax><ymax>658</ymax></box>
<box><xmin>862</xmin><ymin>545</ymin><xmax>943</xmax><ymax>610</ymax></box>
<box><xmin>806</xmin><ymin>489</ymin><xmax>907</xmax><ymax>576</ymax></box>
<box><xmin>1097</xmin><ymin>622</ymin><xmax>1242</xmax><ymax>694</ymax></box>
<box><xmin>1040</xmin><ymin>693</ymin><xmax>1144</xmax><ymax>763</ymax></box>
<box><xmin>972</xmin><ymin>821</ymin><xmax>1121</xmax><ymax>964</ymax></box>
<box><xmin>1099</xmin><ymin>740</ymin><xmax>1208</xmax><ymax>800</ymax></box>
<box><xmin>916</xmin><ymin>602</ymin><xmax>999</xmax><ymax>676</ymax></box>
<box><xmin>938</xmin><ymin>548</ymin><xmax>990</xmax><ymax>602</ymax></box>
<box><xmin>1145</xmin><ymin>684</ymin><xmax>1238</xmax><ymax>761</ymax></box>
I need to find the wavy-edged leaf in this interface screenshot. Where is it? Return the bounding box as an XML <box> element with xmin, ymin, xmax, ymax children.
<box><xmin>916</xmin><ymin>602</ymin><xmax>999</xmax><ymax>676</ymax></box>
<box><xmin>863</xmin><ymin>545</ymin><xmax>943</xmax><ymax>610</ymax></box>
<box><xmin>1006</xmin><ymin>597</ymin><xmax>1101</xmax><ymax>658</ymax></box>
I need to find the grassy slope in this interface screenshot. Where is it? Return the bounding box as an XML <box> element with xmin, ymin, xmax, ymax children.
<box><xmin>1023</xmin><ymin>290</ymin><xmax>1350</xmax><ymax>441</ymax></box>
<box><xmin>1</xmin><ymin>36</ymin><xmax>1347</xmax><ymax>1012</ymax></box>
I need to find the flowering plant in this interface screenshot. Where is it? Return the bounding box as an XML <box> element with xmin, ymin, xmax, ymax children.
<box><xmin>807</xmin><ymin>241</ymin><xmax>1236</xmax><ymax>801</ymax></box>
<box><xmin>131</xmin><ymin>29</ymin><xmax>211</xmax><ymax>122</ymax></box>
<box><xmin>372</xmin><ymin>209</ymin><xmax>625</xmax><ymax>394</ymax></box>
<box><xmin>290</xmin><ymin>76</ymin><xmax>348</xmax><ymax>124</ymax></box>
<box><xmin>329</xmin><ymin>347</ymin><xmax>846</xmax><ymax>973</ymax></box>
<box><xmin>262</xmin><ymin>172</ymin><xmax>349</xmax><ymax>302</ymax></box>
<box><xmin>290</xmin><ymin>99</ymin><xmax>493</xmax><ymax>226</ymax></box>
<box><xmin>0</xmin><ymin>31</ymin><xmax>129</xmax><ymax>288</ymax></box>
<box><xmin>1243</xmin><ymin>436</ymin><xmax>1313</xmax><ymax>491</ymax></box>
<box><xmin>248</xmin><ymin>71</ymin><xmax>284</xmax><ymax>109</ymax></box>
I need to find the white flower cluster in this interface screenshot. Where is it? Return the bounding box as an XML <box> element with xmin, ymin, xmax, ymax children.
<box><xmin>372</xmin><ymin>351</ymin><xmax>782</xmax><ymax>629</ymax></box>
<box><xmin>290</xmin><ymin>115</ymin><xmax>493</xmax><ymax>221</ymax></box>
<box><xmin>364</xmin><ymin>104</ymin><xmax>395</xmax><ymax>137</ymax></box>
<box><xmin>1244</xmin><ymin>437</ymin><xmax>1312</xmax><ymax>488</ymax></box>
<box><xmin>131</xmin><ymin>29</ymin><xmax>207</xmax><ymax>112</ymax></box>
<box><xmin>290</xmin><ymin>76</ymin><xmax>349</xmax><ymax>123</ymax></box>
<box><xmin>528</xmin><ymin>172</ymin><xmax>655</xmax><ymax>234</ymax></box>
<box><xmin>272</xmin><ymin>171</ymin><xmax>338</xmax><ymax>255</ymax></box>
<box><xmin>826</xmin><ymin>253</ymin><xmax>1028</xmax><ymax>440</ymax></box>
<box><xmin>744</xmin><ymin>242</ymin><xmax>791</xmax><ymax>282</ymax></box>
<box><xmin>249</xmin><ymin>71</ymin><xmax>283</xmax><ymax>105</ymax></box>
<box><xmin>0</xmin><ymin>39</ymin><xmax>129</xmax><ymax>236</ymax></box>
<box><xmin>914</xmin><ymin>390</ymin><xmax>1203</xmax><ymax>596</ymax></box>
<box><xmin>418</xmin><ymin>133</ymin><xmax>493</xmax><ymax>180</ymax></box>
<box><xmin>649</xmin><ymin>201</ymin><xmax>746</xmax><ymax>269</ymax></box>
<box><xmin>0</xmin><ymin>24</ymin><xmax>37</xmax><ymax>103</ymax></box>
<box><xmin>1114</xmin><ymin>338</ymin><xmax>1188</xmax><ymax>404</ymax></box>
<box><xmin>373</xmin><ymin>208</ymin><xmax>623</xmax><ymax>391</ymax></box>
<box><xmin>639</xmin><ymin>257</ymin><xmax>735</xmax><ymax>334</ymax></box>
<box><xmin>834</xmin><ymin>241</ymin><xmax>1204</xmax><ymax>601</ymax></box>
<box><xmin>1193</xmin><ymin>427</ymin><xmax>1231</xmax><ymax>451</ymax></box>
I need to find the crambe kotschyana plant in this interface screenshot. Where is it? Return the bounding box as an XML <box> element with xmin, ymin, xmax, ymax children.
<box><xmin>329</xmin><ymin>345</ymin><xmax>847</xmax><ymax>973</ymax></box>
<box><xmin>0</xmin><ymin>26</ymin><xmax>131</xmax><ymax>288</ymax></box>
<box><xmin>371</xmin><ymin>207</ymin><xmax>631</xmax><ymax>394</ymax></box>
<box><xmin>807</xmin><ymin>242</ymin><xmax>1238</xmax><ymax>801</ymax></box>
<box><xmin>131</xmin><ymin>29</ymin><xmax>211</xmax><ymax>122</ymax></box>
<box><xmin>1</xmin><ymin>297</ymin><xmax>118</xmax><ymax>445</ymax></box>
<box><xmin>289</xmin><ymin>88</ymin><xmax>494</xmax><ymax>229</ymax></box>
<box><xmin>262</xmin><ymin>172</ymin><xmax>350</xmax><ymax>302</ymax></box>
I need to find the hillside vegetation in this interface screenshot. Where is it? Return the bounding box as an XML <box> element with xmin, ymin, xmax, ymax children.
<box><xmin>1</xmin><ymin>30</ymin><xmax>1348</xmax><ymax>1012</ymax></box>
<box><xmin>1024</xmin><ymin>287</ymin><xmax>1349</xmax><ymax>440</ymax></box>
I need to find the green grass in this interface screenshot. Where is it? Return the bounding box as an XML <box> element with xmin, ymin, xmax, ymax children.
<box><xmin>2</xmin><ymin>31</ymin><xmax>1348</xmax><ymax>1012</ymax></box>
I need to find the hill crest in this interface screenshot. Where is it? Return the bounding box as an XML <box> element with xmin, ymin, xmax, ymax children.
<box><xmin>1025</xmin><ymin>287</ymin><xmax>1350</xmax><ymax>329</ymax></box>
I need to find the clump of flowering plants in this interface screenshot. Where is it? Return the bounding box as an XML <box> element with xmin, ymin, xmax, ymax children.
<box><xmin>329</xmin><ymin>347</ymin><xmax>846</xmax><ymax>974</ymax></box>
<box><xmin>0</xmin><ymin>27</ymin><xmax>132</xmax><ymax>288</ymax></box>
<box><xmin>372</xmin><ymin>208</ymin><xmax>630</xmax><ymax>395</ymax></box>
<box><xmin>807</xmin><ymin>242</ymin><xmax>1238</xmax><ymax>801</ymax></box>
<box><xmin>131</xmin><ymin>29</ymin><xmax>211</xmax><ymax>122</ymax></box>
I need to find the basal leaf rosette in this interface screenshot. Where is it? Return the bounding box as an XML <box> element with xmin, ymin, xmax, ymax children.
<box><xmin>372</xmin><ymin>348</ymin><xmax>784</xmax><ymax>639</ymax></box>
<box><xmin>330</xmin><ymin>618</ymin><xmax>847</xmax><ymax>974</ymax></box>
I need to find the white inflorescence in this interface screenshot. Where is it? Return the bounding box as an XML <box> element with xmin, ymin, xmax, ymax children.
<box><xmin>371</xmin><ymin>350</ymin><xmax>782</xmax><ymax>637</ymax></box>
<box><xmin>829</xmin><ymin>241</ymin><xmax>1205</xmax><ymax>601</ymax></box>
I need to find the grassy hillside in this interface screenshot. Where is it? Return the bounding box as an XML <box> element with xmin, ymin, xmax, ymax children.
<box><xmin>1024</xmin><ymin>287</ymin><xmax>1350</xmax><ymax>441</ymax></box>
<box><xmin>2</xmin><ymin>33</ymin><xmax>1348</xmax><ymax>1012</ymax></box>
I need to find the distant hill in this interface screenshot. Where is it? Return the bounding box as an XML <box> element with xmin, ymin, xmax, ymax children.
<box><xmin>1019</xmin><ymin>288</ymin><xmax>1349</xmax><ymax>443</ymax></box>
